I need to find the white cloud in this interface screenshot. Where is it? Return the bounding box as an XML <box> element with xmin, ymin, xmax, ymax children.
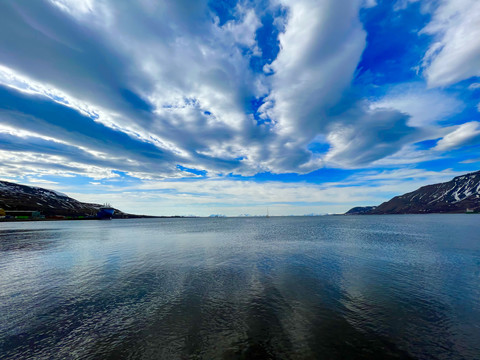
<box><xmin>262</xmin><ymin>0</ymin><xmax>366</xmax><ymax>138</ymax></box>
<box><xmin>0</xmin><ymin>1</ymin><xmax>268</xmax><ymax>176</ymax></box>
<box><xmin>0</xmin><ymin>150</ymin><xmax>120</xmax><ymax>180</ymax></box>
<box><xmin>421</xmin><ymin>0</ymin><xmax>480</xmax><ymax>87</ymax></box>
<box><xmin>324</xmin><ymin>108</ymin><xmax>421</xmax><ymax>167</ymax></box>
<box><xmin>0</xmin><ymin>64</ymin><xmax>100</xmax><ymax>119</ymax></box>
<box><xmin>25</xmin><ymin>178</ymin><xmax>59</xmax><ymax>185</ymax></box>
<box><xmin>370</xmin><ymin>83</ymin><xmax>463</xmax><ymax>127</ymax></box>
<box><xmin>221</xmin><ymin>6</ymin><xmax>262</xmax><ymax>53</ymax></box>
<box><xmin>434</xmin><ymin>121</ymin><xmax>480</xmax><ymax>151</ymax></box>
<box><xmin>347</xmin><ymin>167</ymin><xmax>459</xmax><ymax>183</ymax></box>
<box><xmin>394</xmin><ymin>0</ymin><xmax>421</xmax><ymax>11</ymax></box>
<box><xmin>256</xmin><ymin>0</ymin><xmax>426</xmax><ymax>171</ymax></box>
<box><xmin>363</xmin><ymin>0</ymin><xmax>378</xmax><ymax>8</ymax></box>
<box><xmin>48</xmin><ymin>0</ymin><xmax>95</xmax><ymax>16</ymax></box>
<box><xmin>460</xmin><ymin>157</ymin><xmax>480</xmax><ymax>164</ymax></box>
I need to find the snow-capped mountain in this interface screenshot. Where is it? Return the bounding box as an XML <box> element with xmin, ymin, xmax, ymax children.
<box><xmin>347</xmin><ymin>170</ymin><xmax>480</xmax><ymax>214</ymax></box>
<box><xmin>0</xmin><ymin>180</ymin><xmax>120</xmax><ymax>216</ymax></box>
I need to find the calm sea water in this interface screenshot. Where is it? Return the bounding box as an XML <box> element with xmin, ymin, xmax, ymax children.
<box><xmin>1</xmin><ymin>215</ymin><xmax>479</xmax><ymax>359</ymax></box>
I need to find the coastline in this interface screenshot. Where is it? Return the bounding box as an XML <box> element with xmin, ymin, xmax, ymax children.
<box><xmin>0</xmin><ymin>215</ymin><xmax>187</xmax><ymax>223</ymax></box>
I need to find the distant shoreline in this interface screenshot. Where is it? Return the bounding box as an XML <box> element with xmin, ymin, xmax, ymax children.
<box><xmin>0</xmin><ymin>215</ymin><xmax>189</xmax><ymax>222</ymax></box>
<box><xmin>1</xmin><ymin>213</ymin><xmax>478</xmax><ymax>223</ymax></box>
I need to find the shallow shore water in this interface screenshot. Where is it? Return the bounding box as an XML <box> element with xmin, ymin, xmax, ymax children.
<box><xmin>1</xmin><ymin>215</ymin><xmax>479</xmax><ymax>359</ymax></box>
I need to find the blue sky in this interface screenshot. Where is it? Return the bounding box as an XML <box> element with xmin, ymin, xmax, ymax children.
<box><xmin>0</xmin><ymin>0</ymin><xmax>479</xmax><ymax>216</ymax></box>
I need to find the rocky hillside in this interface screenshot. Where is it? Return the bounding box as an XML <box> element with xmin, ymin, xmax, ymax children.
<box><xmin>0</xmin><ymin>180</ymin><xmax>122</xmax><ymax>217</ymax></box>
<box><xmin>346</xmin><ymin>170</ymin><xmax>480</xmax><ymax>214</ymax></box>
<box><xmin>345</xmin><ymin>206</ymin><xmax>377</xmax><ymax>215</ymax></box>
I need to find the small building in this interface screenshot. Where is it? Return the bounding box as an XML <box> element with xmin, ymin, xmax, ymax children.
<box><xmin>466</xmin><ymin>208</ymin><xmax>475</xmax><ymax>213</ymax></box>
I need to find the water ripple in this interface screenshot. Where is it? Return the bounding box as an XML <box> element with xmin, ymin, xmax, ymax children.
<box><xmin>1</xmin><ymin>216</ymin><xmax>479</xmax><ymax>359</ymax></box>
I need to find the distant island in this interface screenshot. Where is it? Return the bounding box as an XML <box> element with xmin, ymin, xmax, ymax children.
<box><xmin>346</xmin><ymin>170</ymin><xmax>480</xmax><ymax>215</ymax></box>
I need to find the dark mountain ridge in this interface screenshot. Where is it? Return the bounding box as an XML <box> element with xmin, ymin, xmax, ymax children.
<box><xmin>346</xmin><ymin>170</ymin><xmax>480</xmax><ymax>215</ymax></box>
<box><xmin>345</xmin><ymin>206</ymin><xmax>377</xmax><ymax>215</ymax></box>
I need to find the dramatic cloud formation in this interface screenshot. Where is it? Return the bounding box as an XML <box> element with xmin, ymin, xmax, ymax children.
<box><xmin>0</xmin><ymin>0</ymin><xmax>479</xmax><ymax>215</ymax></box>
<box><xmin>421</xmin><ymin>0</ymin><xmax>480</xmax><ymax>88</ymax></box>
<box><xmin>435</xmin><ymin>122</ymin><xmax>480</xmax><ymax>151</ymax></box>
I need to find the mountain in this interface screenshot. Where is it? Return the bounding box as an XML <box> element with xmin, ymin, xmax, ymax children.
<box><xmin>0</xmin><ymin>180</ymin><xmax>123</xmax><ymax>217</ymax></box>
<box><xmin>345</xmin><ymin>206</ymin><xmax>377</xmax><ymax>215</ymax></box>
<box><xmin>346</xmin><ymin>170</ymin><xmax>480</xmax><ymax>215</ymax></box>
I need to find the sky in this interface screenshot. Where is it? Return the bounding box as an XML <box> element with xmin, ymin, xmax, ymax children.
<box><xmin>0</xmin><ymin>0</ymin><xmax>479</xmax><ymax>216</ymax></box>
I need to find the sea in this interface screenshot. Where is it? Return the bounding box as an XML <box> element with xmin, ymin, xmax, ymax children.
<box><xmin>1</xmin><ymin>215</ymin><xmax>479</xmax><ymax>359</ymax></box>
